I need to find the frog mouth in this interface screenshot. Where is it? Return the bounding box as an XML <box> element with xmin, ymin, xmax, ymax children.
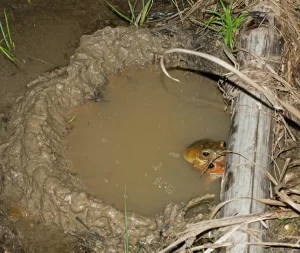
<box><xmin>201</xmin><ymin>156</ymin><xmax>225</xmax><ymax>176</ymax></box>
<box><xmin>207</xmin><ymin>173</ymin><xmax>223</xmax><ymax>178</ymax></box>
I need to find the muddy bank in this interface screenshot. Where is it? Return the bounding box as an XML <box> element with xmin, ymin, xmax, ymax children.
<box><xmin>0</xmin><ymin>26</ymin><xmax>223</xmax><ymax>252</ymax></box>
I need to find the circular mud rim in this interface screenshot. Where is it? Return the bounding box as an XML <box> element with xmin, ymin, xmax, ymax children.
<box><xmin>0</xmin><ymin>26</ymin><xmax>223</xmax><ymax>252</ymax></box>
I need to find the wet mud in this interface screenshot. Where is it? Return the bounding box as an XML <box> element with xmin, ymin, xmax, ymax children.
<box><xmin>0</xmin><ymin>26</ymin><xmax>225</xmax><ymax>252</ymax></box>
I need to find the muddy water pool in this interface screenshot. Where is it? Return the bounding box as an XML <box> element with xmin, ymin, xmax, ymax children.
<box><xmin>64</xmin><ymin>66</ymin><xmax>230</xmax><ymax>216</ymax></box>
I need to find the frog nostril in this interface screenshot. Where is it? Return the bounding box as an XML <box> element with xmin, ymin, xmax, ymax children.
<box><xmin>208</xmin><ymin>163</ymin><xmax>214</xmax><ymax>169</ymax></box>
<box><xmin>203</xmin><ymin>151</ymin><xmax>210</xmax><ymax>156</ymax></box>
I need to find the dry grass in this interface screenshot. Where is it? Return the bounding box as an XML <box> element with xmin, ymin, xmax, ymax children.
<box><xmin>157</xmin><ymin>208</ymin><xmax>299</xmax><ymax>253</ymax></box>
<box><xmin>158</xmin><ymin>0</ymin><xmax>300</xmax><ymax>252</ymax></box>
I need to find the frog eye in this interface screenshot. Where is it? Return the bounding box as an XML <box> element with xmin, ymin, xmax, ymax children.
<box><xmin>222</xmin><ymin>142</ymin><xmax>227</xmax><ymax>148</ymax></box>
<box><xmin>208</xmin><ymin>163</ymin><xmax>214</xmax><ymax>169</ymax></box>
<box><xmin>202</xmin><ymin>151</ymin><xmax>210</xmax><ymax>156</ymax></box>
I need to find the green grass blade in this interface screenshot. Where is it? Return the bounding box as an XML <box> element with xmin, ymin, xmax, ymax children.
<box><xmin>219</xmin><ymin>0</ymin><xmax>227</xmax><ymax>13</ymax></box>
<box><xmin>207</xmin><ymin>9</ymin><xmax>223</xmax><ymax>18</ymax></box>
<box><xmin>224</xmin><ymin>12</ymin><xmax>232</xmax><ymax>26</ymax></box>
<box><xmin>229</xmin><ymin>0</ymin><xmax>235</xmax><ymax>10</ymax></box>
<box><xmin>224</xmin><ymin>29</ymin><xmax>230</xmax><ymax>45</ymax></box>
<box><xmin>204</xmin><ymin>17</ymin><xmax>217</xmax><ymax>26</ymax></box>
<box><xmin>207</xmin><ymin>26</ymin><xmax>221</xmax><ymax>33</ymax></box>
<box><xmin>0</xmin><ymin>22</ymin><xmax>11</xmax><ymax>51</ymax></box>
<box><xmin>202</xmin><ymin>0</ymin><xmax>248</xmax><ymax>50</ymax></box>
<box><xmin>0</xmin><ymin>45</ymin><xmax>15</xmax><ymax>62</ymax></box>
<box><xmin>4</xmin><ymin>9</ymin><xmax>13</xmax><ymax>50</ymax></box>
<box><xmin>203</xmin><ymin>18</ymin><xmax>222</xmax><ymax>31</ymax></box>
<box><xmin>124</xmin><ymin>187</ymin><xmax>129</xmax><ymax>253</ymax></box>
<box><xmin>144</xmin><ymin>0</ymin><xmax>153</xmax><ymax>18</ymax></box>
<box><xmin>106</xmin><ymin>1</ymin><xmax>132</xmax><ymax>24</ymax></box>
<box><xmin>128</xmin><ymin>0</ymin><xmax>136</xmax><ymax>24</ymax></box>
<box><xmin>132</xmin><ymin>0</ymin><xmax>138</xmax><ymax>10</ymax></box>
<box><xmin>106</xmin><ymin>0</ymin><xmax>151</xmax><ymax>27</ymax></box>
<box><xmin>135</xmin><ymin>13</ymin><xmax>141</xmax><ymax>26</ymax></box>
<box><xmin>139</xmin><ymin>0</ymin><xmax>153</xmax><ymax>26</ymax></box>
<box><xmin>191</xmin><ymin>18</ymin><xmax>221</xmax><ymax>32</ymax></box>
<box><xmin>209</xmin><ymin>20</ymin><xmax>224</xmax><ymax>26</ymax></box>
<box><xmin>237</xmin><ymin>13</ymin><xmax>247</xmax><ymax>25</ymax></box>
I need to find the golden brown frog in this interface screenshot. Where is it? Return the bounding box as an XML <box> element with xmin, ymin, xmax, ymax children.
<box><xmin>183</xmin><ymin>139</ymin><xmax>226</xmax><ymax>176</ymax></box>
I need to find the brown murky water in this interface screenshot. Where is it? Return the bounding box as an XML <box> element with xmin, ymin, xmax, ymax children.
<box><xmin>65</xmin><ymin>66</ymin><xmax>230</xmax><ymax>216</ymax></box>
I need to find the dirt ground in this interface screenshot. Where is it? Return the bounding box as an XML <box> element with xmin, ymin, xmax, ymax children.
<box><xmin>0</xmin><ymin>0</ymin><xmax>173</xmax><ymax>114</ymax></box>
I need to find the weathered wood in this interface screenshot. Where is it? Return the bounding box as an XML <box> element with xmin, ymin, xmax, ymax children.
<box><xmin>221</xmin><ymin>92</ymin><xmax>273</xmax><ymax>253</ymax></box>
<box><xmin>221</xmin><ymin>2</ymin><xmax>282</xmax><ymax>253</ymax></box>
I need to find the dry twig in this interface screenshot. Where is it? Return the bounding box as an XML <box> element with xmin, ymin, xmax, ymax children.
<box><xmin>158</xmin><ymin>210</ymin><xmax>298</xmax><ymax>253</ymax></box>
<box><xmin>160</xmin><ymin>48</ymin><xmax>300</xmax><ymax>122</ymax></box>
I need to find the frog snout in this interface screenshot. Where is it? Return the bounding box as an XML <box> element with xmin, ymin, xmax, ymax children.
<box><xmin>207</xmin><ymin>156</ymin><xmax>225</xmax><ymax>175</ymax></box>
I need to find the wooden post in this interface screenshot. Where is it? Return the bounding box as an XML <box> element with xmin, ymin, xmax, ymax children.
<box><xmin>221</xmin><ymin>2</ymin><xmax>282</xmax><ymax>253</ymax></box>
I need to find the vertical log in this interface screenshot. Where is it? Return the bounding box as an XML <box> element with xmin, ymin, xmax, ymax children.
<box><xmin>221</xmin><ymin>2</ymin><xmax>282</xmax><ymax>253</ymax></box>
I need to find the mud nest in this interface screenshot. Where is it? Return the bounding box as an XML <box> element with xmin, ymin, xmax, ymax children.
<box><xmin>0</xmin><ymin>26</ymin><xmax>225</xmax><ymax>252</ymax></box>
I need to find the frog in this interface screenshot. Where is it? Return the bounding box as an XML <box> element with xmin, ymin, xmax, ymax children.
<box><xmin>183</xmin><ymin>139</ymin><xmax>226</xmax><ymax>176</ymax></box>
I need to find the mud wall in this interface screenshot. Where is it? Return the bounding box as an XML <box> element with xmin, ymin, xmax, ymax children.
<box><xmin>0</xmin><ymin>26</ymin><xmax>221</xmax><ymax>252</ymax></box>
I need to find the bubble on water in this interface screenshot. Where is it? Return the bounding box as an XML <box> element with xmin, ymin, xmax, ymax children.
<box><xmin>153</xmin><ymin>177</ymin><xmax>163</xmax><ymax>187</ymax></box>
<box><xmin>168</xmin><ymin>152</ymin><xmax>180</xmax><ymax>158</ymax></box>
<box><xmin>153</xmin><ymin>177</ymin><xmax>175</xmax><ymax>195</ymax></box>
<box><xmin>101</xmin><ymin>138</ymin><xmax>108</xmax><ymax>143</ymax></box>
<box><xmin>152</xmin><ymin>162</ymin><xmax>163</xmax><ymax>171</ymax></box>
<box><xmin>165</xmin><ymin>184</ymin><xmax>176</xmax><ymax>195</ymax></box>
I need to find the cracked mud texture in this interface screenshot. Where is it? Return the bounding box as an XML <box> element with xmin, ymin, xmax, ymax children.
<box><xmin>0</xmin><ymin>26</ymin><xmax>222</xmax><ymax>252</ymax></box>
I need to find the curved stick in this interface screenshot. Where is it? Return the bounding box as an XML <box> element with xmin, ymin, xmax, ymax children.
<box><xmin>160</xmin><ymin>48</ymin><xmax>300</xmax><ymax>121</ymax></box>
